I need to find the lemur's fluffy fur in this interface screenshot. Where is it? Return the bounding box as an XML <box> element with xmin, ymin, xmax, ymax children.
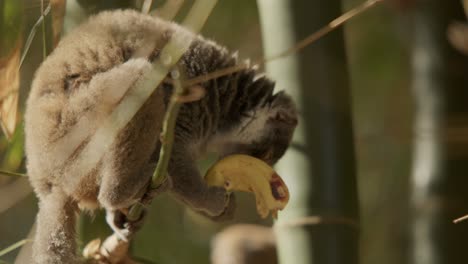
<box><xmin>25</xmin><ymin>9</ymin><xmax>297</xmax><ymax>264</ymax></box>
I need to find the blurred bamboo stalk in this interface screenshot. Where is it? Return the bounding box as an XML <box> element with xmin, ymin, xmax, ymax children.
<box><xmin>211</xmin><ymin>225</ymin><xmax>277</xmax><ymax>264</ymax></box>
<box><xmin>410</xmin><ymin>1</ymin><xmax>468</xmax><ymax>263</ymax></box>
<box><xmin>258</xmin><ymin>0</ymin><xmax>359</xmax><ymax>264</ymax></box>
<box><xmin>141</xmin><ymin>0</ymin><xmax>152</xmax><ymax>14</ymax></box>
<box><xmin>50</xmin><ymin>0</ymin><xmax>67</xmax><ymax>47</ymax></box>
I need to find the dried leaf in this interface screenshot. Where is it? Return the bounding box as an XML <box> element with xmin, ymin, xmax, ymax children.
<box><xmin>0</xmin><ymin>44</ymin><xmax>20</xmax><ymax>139</ymax></box>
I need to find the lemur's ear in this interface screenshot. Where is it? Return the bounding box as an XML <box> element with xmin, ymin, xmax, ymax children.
<box><xmin>271</xmin><ymin>110</ymin><xmax>298</xmax><ymax>126</ymax></box>
<box><xmin>268</xmin><ymin>91</ymin><xmax>298</xmax><ymax>126</ymax></box>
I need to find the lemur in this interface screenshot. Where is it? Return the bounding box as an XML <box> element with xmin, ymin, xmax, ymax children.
<box><xmin>24</xmin><ymin>9</ymin><xmax>297</xmax><ymax>264</ymax></box>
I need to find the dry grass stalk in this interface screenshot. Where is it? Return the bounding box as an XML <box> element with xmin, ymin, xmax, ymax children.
<box><xmin>184</xmin><ymin>0</ymin><xmax>384</xmax><ymax>87</ymax></box>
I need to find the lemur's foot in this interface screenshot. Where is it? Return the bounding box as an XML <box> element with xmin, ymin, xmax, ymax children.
<box><xmin>106</xmin><ymin>209</ymin><xmax>147</xmax><ymax>242</ymax></box>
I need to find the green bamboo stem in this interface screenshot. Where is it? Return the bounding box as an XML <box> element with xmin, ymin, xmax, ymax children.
<box><xmin>127</xmin><ymin>72</ymin><xmax>185</xmax><ymax>221</ymax></box>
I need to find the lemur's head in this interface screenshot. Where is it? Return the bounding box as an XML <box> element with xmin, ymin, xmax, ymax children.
<box><xmin>252</xmin><ymin>91</ymin><xmax>298</xmax><ymax>165</ymax></box>
<box><xmin>233</xmin><ymin>91</ymin><xmax>298</xmax><ymax>165</ymax></box>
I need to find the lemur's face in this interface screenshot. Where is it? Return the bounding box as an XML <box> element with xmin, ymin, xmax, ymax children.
<box><xmin>249</xmin><ymin>92</ymin><xmax>298</xmax><ymax>165</ymax></box>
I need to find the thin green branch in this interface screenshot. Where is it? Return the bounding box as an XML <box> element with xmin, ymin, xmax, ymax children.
<box><xmin>0</xmin><ymin>239</ymin><xmax>31</xmax><ymax>258</ymax></box>
<box><xmin>0</xmin><ymin>170</ymin><xmax>27</xmax><ymax>177</ymax></box>
<box><xmin>127</xmin><ymin>70</ymin><xmax>185</xmax><ymax>221</ymax></box>
<box><xmin>151</xmin><ymin>70</ymin><xmax>183</xmax><ymax>188</ymax></box>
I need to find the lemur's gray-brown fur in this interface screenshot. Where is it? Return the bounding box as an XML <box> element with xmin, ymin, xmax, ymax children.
<box><xmin>25</xmin><ymin>10</ymin><xmax>297</xmax><ymax>264</ymax></box>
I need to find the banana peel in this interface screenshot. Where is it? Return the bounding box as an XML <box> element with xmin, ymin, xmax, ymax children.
<box><xmin>204</xmin><ymin>154</ymin><xmax>289</xmax><ymax>219</ymax></box>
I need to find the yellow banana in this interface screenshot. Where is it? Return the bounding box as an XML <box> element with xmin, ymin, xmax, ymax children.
<box><xmin>204</xmin><ymin>154</ymin><xmax>289</xmax><ymax>219</ymax></box>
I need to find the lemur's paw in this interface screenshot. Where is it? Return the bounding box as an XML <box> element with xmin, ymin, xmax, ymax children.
<box><xmin>199</xmin><ymin>188</ymin><xmax>236</xmax><ymax>222</ymax></box>
<box><xmin>105</xmin><ymin>209</ymin><xmax>147</xmax><ymax>242</ymax></box>
<box><xmin>207</xmin><ymin>192</ymin><xmax>236</xmax><ymax>222</ymax></box>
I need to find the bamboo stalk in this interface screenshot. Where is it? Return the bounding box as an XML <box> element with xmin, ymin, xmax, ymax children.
<box><xmin>258</xmin><ymin>0</ymin><xmax>360</xmax><ymax>263</ymax></box>
<box><xmin>410</xmin><ymin>1</ymin><xmax>468</xmax><ymax>263</ymax></box>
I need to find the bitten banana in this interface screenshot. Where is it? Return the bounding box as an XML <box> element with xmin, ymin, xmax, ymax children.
<box><xmin>204</xmin><ymin>154</ymin><xmax>289</xmax><ymax>218</ymax></box>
